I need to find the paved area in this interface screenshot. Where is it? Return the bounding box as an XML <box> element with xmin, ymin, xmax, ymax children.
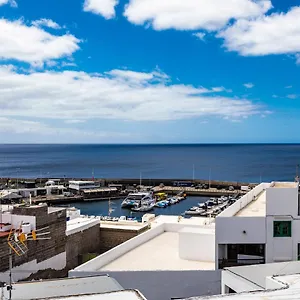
<box><xmin>100</xmin><ymin>232</ymin><xmax>215</xmax><ymax>271</ymax></box>
<box><xmin>235</xmin><ymin>191</ymin><xmax>266</xmax><ymax>217</ymax></box>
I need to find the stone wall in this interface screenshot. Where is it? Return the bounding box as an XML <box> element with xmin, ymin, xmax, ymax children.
<box><xmin>66</xmin><ymin>224</ymin><xmax>101</xmax><ymax>269</ymax></box>
<box><xmin>99</xmin><ymin>226</ymin><xmax>149</xmax><ymax>253</ymax></box>
<box><xmin>0</xmin><ymin>205</ymin><xmax>67</xmax><ymax>273</ymax></box>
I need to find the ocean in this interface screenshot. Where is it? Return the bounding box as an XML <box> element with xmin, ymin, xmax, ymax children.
<box><xmin>1</xmin><ymin>143</ymin><xmax>299</xmax><ymax>217</ymax></box>
<box><xmin>0</xmin><ymin>144</ymin><xmax>299</xmax><ymax>182</ymax></box>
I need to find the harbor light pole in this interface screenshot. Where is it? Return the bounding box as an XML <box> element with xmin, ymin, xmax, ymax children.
<box><xmin>192</xmin><ymin>164</ymin><xmax>195</xmax><ymax>182</ymax></box>
<box><xmin>139</xmin><ymin>172</ymin><xmax>142</xmax><ymax>187</ymax></box>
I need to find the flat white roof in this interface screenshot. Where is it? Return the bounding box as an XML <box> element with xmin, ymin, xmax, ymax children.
<box><xmin>99</xmin><ymin>232</ymin><xmax>214</xmax><ymax>271</ymax></box>
<box><xmin>272</xmin><ymin>182</ymin><xmax>298</xmax><ymax>188</ymax></box>
<box><xmin>42</xmin><ymin>290</ymin><xmax>146</xmax><ymax>300</ymax></box>
<box><xmin>152</xmin><ymin>215</ymin><xmax>214</xmax><ymax>227</ymax></box>
<box><xmin>6</xmin><ymin>276</ymin><xmax>123</xmax><ymax>300</ymax></box>
<box><xmin>100</xmin><ymin>221</ymin><xmax>149</xmax><ymax>231</ymax></box>
<box><xmin>66</xmin><ymin>217</ymin><xmax>99</xmax><ymax>236</ymax></box>
<box><xmin>235</xmin><ymin>190</ymin><xmax>266</xmax><ymax>217</ymax></box>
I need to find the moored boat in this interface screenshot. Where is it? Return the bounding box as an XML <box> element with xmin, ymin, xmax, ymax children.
<box><xmin>121</xmin><ymin>192</ymin><xmax>154</xmax><ymax>208</ymax></box>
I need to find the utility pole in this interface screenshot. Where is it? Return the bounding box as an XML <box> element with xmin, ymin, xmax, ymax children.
<box><xmin>8</xmin><ymin>248</ymin><xmax>12</xmax><ymax>300</ymax></box>
<box><xmin>209</xmin><ymin>167</ymin><xmax>211</xmax><ymax>189</ymax></box>
<box><xmin>139</xmin><ymin>172</ymin><xmax>142</xmax><ymax>187</ymax></box>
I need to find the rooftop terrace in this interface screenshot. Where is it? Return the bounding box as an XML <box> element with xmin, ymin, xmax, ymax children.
<box><xmin>99</xmin><ymin>232</ymin><xmax>214</xmax><ymax>272</ymax></box>
<box><xmin>235</xmin><ymin>190</ymin><xmax>266</xmax><ymax>217</ymax></box>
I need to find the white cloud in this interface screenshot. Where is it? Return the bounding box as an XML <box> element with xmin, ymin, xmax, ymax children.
<box><xmin>0</xmin><ymin>117</ymin><xmax>132</xmax><ymax>143</ymax></box>
<box><xmin>285</xmin><ymin>85</ymin><xmax>293</xmax><ymax>89</ymax></box>
<box><xmin>218</xmin><ymin>6</ymin><xmax>300</xmax><ymax>58</ymax></box>
<box><xmin>64</xmin><ymin>119</ymin><xmax>86</xmax><ymax>124</ymax></box>
<box><xmin>0</xmin><ymin>19</ymin><xmax>80</xmax><ymax>66</ymax></box>
<box><xmin>244</xmin><ymin>83</ymin><xmax>254</xmax><ymax>88</ymax></box>
<box><xmin>0</xmin><ymin>66</ymin><xmax>262</xmax><ymax>123</ymax></box>
<box><xmin>0</xmin><ymin>0</ymin><xmax>17</xmax><ymax>7</ymax></box>
<box><xmin>193</xmin><ymin>32</ymin><xmax>206</xmax><ymax>41</ymax></box>
<box><xmin>124</xmin><ymin>0</ymin><xmax>271</xmax><ymax>31</ymax></box>
<box><xmin>83</xmin><ymin>0</ymin><xmax>118</xmax><ymax>19</ymax></box>
<box><xmin>287</xmin><ymin>94</ymin><xmax>298</xmax><ymax>99</ymax></box>
<box><xmin>32</xmin><ymin>18</ymin><xmax>61</xmax><ymax>29</ymax></box>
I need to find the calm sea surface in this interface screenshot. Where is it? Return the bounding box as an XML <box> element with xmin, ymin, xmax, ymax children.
<box><xmin>0</xmin><ymin>144</ymin><xmax>299</xmax><ymax>182</ymax></box>
<box><xmin>1</xmin><ymin>143</ymin><xmax>300</xmax><ymax>217</ymax></box>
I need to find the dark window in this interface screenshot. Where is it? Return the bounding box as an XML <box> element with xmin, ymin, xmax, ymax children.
<box><xmin>274</xmin><ymin>221</ymin><xmax>291</xmax><ymax>237</ymax></box>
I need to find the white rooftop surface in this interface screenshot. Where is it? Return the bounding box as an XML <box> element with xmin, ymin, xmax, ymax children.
<box><xmin>43</xmin><ymin>290</ymin><xmax>146</xmax><ymax>300</ymax></box>
<box><xmin>66</xmin><ymin>217</ymin><xmax>99</xmax><ymax>235</ymax></box>
<box><xmin>99</xmin><ymin>232</ymin><xmax>215</xmax><ymax>271</ymax></box>
<box><xmin>226</xmin><ymin>261</ymin><xmax>300</xmax><ymax>289</ymax></box>
<box><xmin>100</xmin><ymin>220</ymin><xmax>149</xmax><ymax>231</ymax></box>
<box><xmin>235</xmin><ymin>190</ymin><xmax>266</xmax><ymax>217</ymax></box>
<box><xmin>272</xmin><ymin>182</ymin><xmax>298</xmax><ymax>188</ymax></box>
<box><xmin>152</xmin><ymin>215</ymin><xmax>215</xmax><ymax>227</ymax></box>
<box><xmin>186</xmin><ymin>274</ymin><xmax>300</xmax><ymax>300</ymax></box>
<box><xmin>6</xmin><ymin>276</ymin><xmax>123</xmax><ymax>300</ymax></box>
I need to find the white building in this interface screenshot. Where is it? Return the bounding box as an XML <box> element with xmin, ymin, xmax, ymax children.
<box><xmin>70</xmin><ymin>215</ymin><xmax>215</xmax><ymax>275</ymax></box>
<box><xmin>180</xmin><ymin>260</ymin><xmax>300</xmax><ymax>299</ymax></box>
<box><xmin>216</xmin><ymin>181</ymin><xmax>300</xmax><ymax>269</ymax></box>
<box><xmin>69</xmin><ymin>181</ymin><xmax>99</xmax><ymax>191</ymax></box>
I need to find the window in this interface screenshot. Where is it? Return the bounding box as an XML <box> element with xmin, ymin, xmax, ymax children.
<box><xmin>273</xmin><ymin>221</ymin><xmax>291</xmax><ymax>237</ymax></box>
<box><xmin>298</xmin><ymin>244</ymin><xmax>300</xmax><ymax>261</ymax></box>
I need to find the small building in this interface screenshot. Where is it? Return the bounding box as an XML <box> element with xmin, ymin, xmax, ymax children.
<box><xmin>69</xmin><ymin>181</ymin><xmax>99</xmax><ymax>192</ymax></box>
<box><xmin>216</xmin><ymin>181</ymin><xmax>300</xmax><ymax>269</ymax></box>
<box><xmin>0</xmin><ymin>191</ymin><xmax>22</xmax><ymax>203</ymax></box>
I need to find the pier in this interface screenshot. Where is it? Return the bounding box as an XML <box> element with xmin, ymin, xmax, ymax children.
<box><xmin>153</xmin><ymin>186</ymin><xmax>246</xmax><ymax>197</ymax></box>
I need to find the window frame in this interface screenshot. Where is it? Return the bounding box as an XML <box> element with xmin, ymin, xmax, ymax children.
<box><xmin>273</xmin><ymin>221</ymin><xmax>292</xmax><ymax>237</ymax></box>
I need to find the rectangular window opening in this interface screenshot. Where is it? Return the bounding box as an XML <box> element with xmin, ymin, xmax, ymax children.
<box><xmin>273</xmin><ymin>221</ymin><xmax>291</xmax><ymax>237</ymax></box>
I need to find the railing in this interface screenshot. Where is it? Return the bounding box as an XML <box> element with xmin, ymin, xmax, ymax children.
<box><xmin>218</xmin><ymin>258</ymin><xmax>265</xmax><ymax>269</ymax></box>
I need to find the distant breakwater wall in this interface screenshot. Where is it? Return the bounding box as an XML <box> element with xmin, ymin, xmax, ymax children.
<box><xmin>0</xmin><ymin>177</ymin><xmax>257</xmax><ymax>188</ymax></box>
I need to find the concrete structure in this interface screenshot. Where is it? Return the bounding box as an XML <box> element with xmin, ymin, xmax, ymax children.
<box><xmin>70</xmin><ymin>216</ymin><xmax>215</xmax><ymax>275</ymax></box>
<box><xmin>181</xmin><ymin>261</ymin><xmax>300</xmax><ymax>300</ymax></box>
<box><xmin>216</xmin><ymin>181</ymin><xmax>300</xmax><ymax>269</ymax></box>
<box><xmin>2</xmin><ymin>275</ymin><xmax>123</xmax><ymax>300</ymax></box>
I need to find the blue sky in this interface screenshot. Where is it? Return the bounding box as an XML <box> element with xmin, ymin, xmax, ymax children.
<box><xmin>1</xmin><ymin>0</ymin><xmax>300</xmax><ymax>143</ymax></box>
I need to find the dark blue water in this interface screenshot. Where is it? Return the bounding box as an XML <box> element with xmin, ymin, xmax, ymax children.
<box><xmin>65</xmin><ymin>196</ymin><xmax>210</xmax><ymax>219</ymax></box>
<box><xmin>0</xmin><ymin>144</ymin><xmax>299</xmax><ymax>182</ymax></box>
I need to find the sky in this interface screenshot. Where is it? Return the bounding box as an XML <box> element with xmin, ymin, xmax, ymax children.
<box><xmin>1</xmin><ymin>0</ymin><xmax>300</xmax><ymax>143</ymax></box>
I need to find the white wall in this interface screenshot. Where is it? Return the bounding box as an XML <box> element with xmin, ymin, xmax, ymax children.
<box><xmin>1</xmin><ymin>213</ymin><xmax>36</xmax><ymax>230</ymax></box>
<box><xmin>179</xmin><ymin>228</ymin><xmax>215</xmax><ymax>262</ymax></box>
<box><xmin>0</xmin><ymin>252</ymin><xmax>66</xmax><ymax>282</ymax></box>
<box><xmin>216</xmin><ymin>217</ymin><xmax>266</xmax><ymax>244</ymax></box>
<box><xmin>218</xmin><ymin>183</ymin><xmax>270</xmax><ymax>218</ymax></box>
<box><xmin>265</xmin><ymin>216</ymin><xmax>295</xmax><ymax>263</ymax></box>
<box><xmin>266</xmin><ymin>187</ymin><xmax>298</xmax><ymax>217</ymax></box>
<box><xmin>73</xmin><ymin>224</ymin><xmax>165</xmax><ymax>272</ymax></box>
<box><xmin>221</xmin><ymin>270</ymin><xmax>263</xmax><ymax>294</ymax></box>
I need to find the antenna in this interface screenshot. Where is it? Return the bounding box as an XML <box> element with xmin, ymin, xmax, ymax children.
<box><xmin>6</xmin><ymin>223</ymin><xmax>51</xmax><ymax>300</ymax></box>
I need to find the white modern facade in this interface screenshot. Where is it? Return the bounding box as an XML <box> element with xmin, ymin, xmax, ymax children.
<box><xmin>216</xmin><ymin>181</ymin><xmax>300</xmax><ymax>269</ymax></box>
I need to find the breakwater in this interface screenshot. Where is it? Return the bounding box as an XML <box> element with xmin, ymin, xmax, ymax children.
<box><xmin>0</xmin><ymin>177</ymin><xmax>256</xmax><ymax>188</ymax></box>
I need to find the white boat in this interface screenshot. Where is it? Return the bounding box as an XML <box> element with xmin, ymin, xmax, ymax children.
<box><xmin>121</xmin><ymin>192</ymin><xmax>154</xmax><ymax>208</ymax></box>
<box><xmin>132</xmin><ymin>203</ymin><xmax>155</xmax><ymax>212</ymax></box>
<box><xmin>185</xmin><ymin>208</ymin><xmax>205</xmax><ymax>216</ymax></box>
